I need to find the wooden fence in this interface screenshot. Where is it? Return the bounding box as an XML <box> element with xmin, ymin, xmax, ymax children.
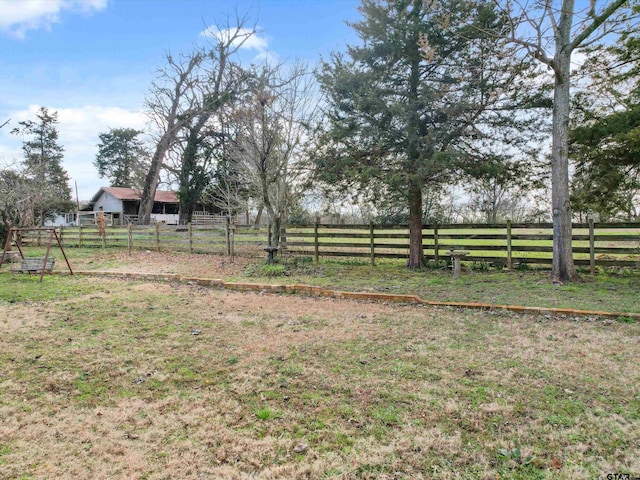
<box><xmin>50</xmin><ymin>223</ymin><xmax>269</xmax><ymax>256</ymax></box>
<box><xmin>13</xmin><ymin>221</ymin><xmax>640</xmax><ymax>270</ymax></box>
<box><xmin>283</xmin><ymin>221</ymin><xmax>640</xmax><ymax>270</ymax></box>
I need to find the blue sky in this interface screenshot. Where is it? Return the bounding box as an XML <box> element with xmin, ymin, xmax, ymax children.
<box><xmin>0</xmin><ymin>0</ymin><xmax>362</xmax><ymax>200</ymax></box>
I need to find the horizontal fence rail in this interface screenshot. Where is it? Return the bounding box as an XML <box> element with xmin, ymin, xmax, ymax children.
<box><xmin>9</xmin><ymin>221</ymin><xmax>640</xmax><ymax>271</ymax></box>
<box><xmin>12</xmin><ymin>223</ymin><xmax>269</xmax><ymax>257</ymax></box>
<box><xmin>283</xmin><ymin>220</ymin><xmax>640</xmax><ymax>270</ymax></box>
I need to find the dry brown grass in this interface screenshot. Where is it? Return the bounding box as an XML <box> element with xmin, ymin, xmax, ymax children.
<box><xmin>0</xmin><ymin>275</ymin><xmax>638</xmax><ymax>479</ymax></box>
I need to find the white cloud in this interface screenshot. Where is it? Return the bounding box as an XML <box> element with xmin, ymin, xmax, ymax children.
<box><xmin>1</xmin><ymin>105</ymin><xmax>147</xmax><ymax>200</ymax></box>
<box><xmin>0</xmin><ymin>0</ymin><xmax>108</xmax><ymax>39</ymax></box>
<box><xmin>200</xmin><ymin>26</ymin><xmax>278</xmax><ymax>63</ymax></box>
<box><xmin>206</xmin><ymin>26</ymin><xmax>268</xmax><ymax>50</ymax></box>
<box><xmin>254</xmin><ymin>49</ymin><xmax>280</xmax><ymax>65</ymax></box>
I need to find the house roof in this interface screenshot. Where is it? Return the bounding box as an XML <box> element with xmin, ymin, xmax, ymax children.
<box><xmin>91</xmin><ymin>187</ymin><xmax>179</xmax><ymax>204</ymax></box>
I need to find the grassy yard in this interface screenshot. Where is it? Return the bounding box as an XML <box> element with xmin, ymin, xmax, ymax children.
<box><xmin>0</xmin><ymin>274</ymin><xmax>638</xmax><ymax>479</ymax></box>
<box><xmin>2</xmin><ymin>247</ymin><xmax>639</xmax><ymax>313</ymax></box>
<box><xmin>238</xmin><ymin>258</ymin><xmax>640</xmax><ymax>314</ymax></box>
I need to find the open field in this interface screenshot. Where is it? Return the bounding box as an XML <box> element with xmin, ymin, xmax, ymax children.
<box><xmin>0</xmin><ymin>272</ymin><xmax>639</xmax><ymax>479</ymax></box>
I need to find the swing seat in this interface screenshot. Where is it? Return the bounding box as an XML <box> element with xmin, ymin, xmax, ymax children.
<box><xmin>11</xmin><ymin>257</ymin><xmax>55</xmax><ymax>273</ymax></box>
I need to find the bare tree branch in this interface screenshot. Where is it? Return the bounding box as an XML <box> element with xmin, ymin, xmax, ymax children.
<box><xmin>138</xmin><ymin>15</ymin><xmax>257</xmax><ymax>225</ymax></box>
<box><xmin>569</xmin><ymin>0</ymin><xmax>628</xmax><ymax>52</ymax></box>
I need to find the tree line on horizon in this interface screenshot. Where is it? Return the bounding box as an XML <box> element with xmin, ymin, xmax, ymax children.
<box><xmin>1</xmin><ymin>0</ymin><xmax>638</xmax><ymax>283</ymax></box>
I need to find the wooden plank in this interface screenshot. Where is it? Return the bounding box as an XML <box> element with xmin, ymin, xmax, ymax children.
<box><xmin>286</xmin><ymin>241</ymin><xmax>410</xmax><ymax>249</ymax></box>
<box><xmin>283</xmin><ymin>232</ymin><xmax>316</xmax><ymax>238</ymax></box>
<box><xmin>287</xmin><ymin>250</ymin><xmax>408</xmax><ymax>259</ymax></box>
<box><xmin>314</xmin><ymin>241</ymin><xmax>371</xmax><ymax>248</ymax></box>
<box><xmin>513</xmin><ymin>245</ymin><xmax>639</xmax><ymax>255</ymax></box>
<box><xmin>315</xmin><ymin>224</ymin><xmax>373</xmax><ymax>229</ymax></box>
<box><xmin>12</xmin><ymin>257</ymin><xmax>55</xmax><ymax>273</ymax></box>
<box><xmin>314</xmin><ymin>219</ymin><xmax>319</xmax><ymax>264</ymax></box>
<box><xmin>369</xmin><ymin>221</ymin><xmax>375</xmax><ymax>266</ymax></box>
<box><xmin>587</xmin><ymin>246</ymin><xmax>640</xmax><ymax>255</ymax></box>
<box><xmin>506</xmin><ymin>220</ymin><xmax>512</xmax><ymax>270</ymax></box>
<box><xmin>576</xmin><ymin>259</ymin><xmax>639</xmax><ymax>267</ymax></box>
<box><xmin>592</xmin><ymin>235</ymin><xmax>640</xmax><ymax>241</ymax></box>
<box><xmin>434</xmin><ymin>225</ymin><xmax>439</xmax><ymax>264</ymax></box>
<box><xmin>374</xmin><ymin>243</ymin><xmax>410</xmax><ymax>249</ymax></box>
<box><xmin>430</xmin><ymin>223</ymin><xmax>528</xmax><ymax>229</ymax></box>
<box><xmin>437</xmin><ymin>244</ymin><xmax>511</xmax><ymax>252</ymax></box>
<box><xmin>589</xmin><ymin>219</ymin><xmax>595</xmax><ymax>274</ymax></box>
<box><xmin>511</xmin><ymin>234</ymin><xmax>554</xmax><ymax>241</ymax></box>
<box><xmin>571</xmin><ymin>234</ymin><xmax>639</xmax><ymax>241</ymax></box>
<box><xmin>432</xmin><ymin>234</ymin><xmax>508</xmax><ymax>240</ymax></box>
<box><xmin>316</xmin><ymin>232</ymin><xmax>374</xmax><ymax>239</ymax></box>
<box><xmin>593</xmin><ymin>222</ymin><xmax>640</xmax><ymax>229</ymax></box>
<box><xmin>377</xmin><ymin>233</ymin><xmax>411</xmax><ymax>239</ymax></box>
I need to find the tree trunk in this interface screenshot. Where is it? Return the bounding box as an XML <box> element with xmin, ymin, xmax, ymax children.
<box><xmin>271</xmin><ymin>212</ymin><xmax>282</xmax><ymax>248</ymax></box>
<box><xmin>405</xmin><ymin>6</ymin><xmax>424</xmax><ymax>270</ymax></box>
<box><xmin>177</xmin><ymin>114</ymin><xmax>212</xmax><ymax>226</ymax></box>
<box><xmin>138</xmin><ymin>138</ymin><xmax>168</xmax><ymax>225</ymax></box>
<box><xmin>550</xmin><ymin>22</ymin><xmax>577</xmax><ymax>282</ymax></box>
<box><xmin>178</xmin><ymin>203</ymin><xmax>195</xmax><ymax>225</ymax></box>
<box><xmin>263</xmin><ymin>199</ymin><xmax>281</xmax><ymax>249</ymax></box>
<box><xmin>139</xmin><ymin>52</ymin><xmax>205</xmax><ymax>225</ymax></box>
<box><xmin>253</xmin><ymin>205</ymin><xmax>263</xmax><ymax>228</ymax></box>
<box><xmin>407</xmin><ymin>180</ymin><xmax>424</xmax><ymax>269</ymax></box>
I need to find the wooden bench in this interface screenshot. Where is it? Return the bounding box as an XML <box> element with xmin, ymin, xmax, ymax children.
<box><xmin>11</xmin><ymin>257</ymin><xmax>55</xmax><ymax>273</ymax></box>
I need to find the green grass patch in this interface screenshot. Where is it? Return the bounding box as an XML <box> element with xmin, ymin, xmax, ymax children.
<box><xmin>0</xmin><ymin>273</ymin><xmax>110</xmax><ymax>303</ymax></box>
<box><xmin>0</xmin><ymin>276</ymin><xmax>638</xmax><ymax>478</ymax></box>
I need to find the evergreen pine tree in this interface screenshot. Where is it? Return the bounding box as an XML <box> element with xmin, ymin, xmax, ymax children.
<box><xmin>12</xmin><ymin>107</ymin><xmax>72</xmax><ymax>226</ymax></box>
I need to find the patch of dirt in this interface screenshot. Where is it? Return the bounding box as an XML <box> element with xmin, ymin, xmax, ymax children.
<box><xmin>73</xmin><ymin>250</ymin><xmax>252</xmax><ymax>278</ymax></box>
<box><xmin>0</xmin><ymin>304</ymin><xmax>53</xmax><ymax>331</ymax></box>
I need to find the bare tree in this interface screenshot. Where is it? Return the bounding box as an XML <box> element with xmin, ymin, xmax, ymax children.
<box><xmin>139</xmin><ymin>51</ymin><xmax>205</xmax><ymax>224</ymax></box>
<box><xmin>0</xmin><ymin>168</ymin><xmax>30</xmax><ymax>230</ymax></box>
<box><xmin>139</xmin><ymin>16</ymin><xmax>255</xmax><ymax>225</ymax></box>
<box><xmin>228</xmin><ymin>61</ymin><xmax>316</xmax><ymax>250</ymax></box>
<box><xmin>204</xmin><ymin>107</ymin><xmax>247</xmax><ymax>220</ymax></box>
<box><xmin>496</xmin><ymin>0</ymin><xmax>632</xmax><ymax>282</ymax></box>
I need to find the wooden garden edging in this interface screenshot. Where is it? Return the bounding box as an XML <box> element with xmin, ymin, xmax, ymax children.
<box><xmin>67</xmin><ymin>270</ymin><xmax>640</xmax><ymax>321</ymax></box>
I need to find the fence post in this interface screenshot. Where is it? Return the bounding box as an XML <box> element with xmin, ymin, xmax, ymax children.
<box><xmin>225</xmin><ymin>217</ymin><xmax>231</xmax><ymax>256</ymax></box>
<box><xmin>127</xmin><ymin>223</ymin><xmax>132</xmax><ymax>254</ymax></box>
<box><xmin>155</xmin><ymin>223</ymin><xmax>160</xmax><ymax>252</ymax></box>
<box><xmin>314</xmin><ymin>217</ymin><xmax>320</xmax><ymax>264</ymax></box>
<box><xmin>506</xmin><ymin>219</ymin><xmax>513</xmax><ymax>270</ymax></box>
<box><xmin>188</xmin><ymin>222</ymin><xmax>193</xmax><ymax>254</ymax></box>
<box><xmin>589</xmin><ymin>217</ymin><xmax>595</xmax><ymax>274</ymax></box>
<box><xmin>433</xmin><ymin>224</ymin><xmax>439</xmax><ymax>265</ymax></box>
<box><xmin>230</xmin><ymin>222</ymin><xmax>235</xmax><ymax>260</ymax></box>
<box><xmin>281</xmin><ymin>226</ymin><xmax>287</xmax><ymax>252</ymax></box>
<box><xmin>79</xmin><ymin>224</ymin><xmax>83</xmax><ymax>248</ymax></box>
<box><xmin>369</xmin><ymin>221</ymin><xmax>375</xmax><ymax>266</ymax></box>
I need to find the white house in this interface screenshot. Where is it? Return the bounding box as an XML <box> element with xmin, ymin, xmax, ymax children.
<box><xmin>45</xmin><ymin>212</ymin><xmax>77</xmax><ymax>227</ymax></box>
<box><xmin>82</xmin><ymin>187</ymin><xmax>180</xmax><ymax>225</ymax></box>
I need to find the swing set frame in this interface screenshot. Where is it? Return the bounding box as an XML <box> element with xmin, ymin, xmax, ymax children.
<box><xmin>0</xmin><ymin>227</ymin><xmax>73</xmax><ymax>282</ymax></box>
